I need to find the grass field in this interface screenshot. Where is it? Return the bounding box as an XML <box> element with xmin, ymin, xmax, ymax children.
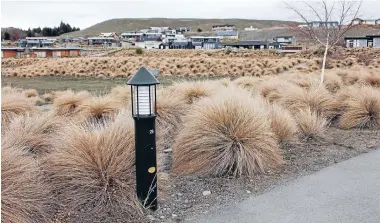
<box><xmin>1</xmin><ymin>75</ymin><xmax>223</xmax><ymax>93</ymax></box>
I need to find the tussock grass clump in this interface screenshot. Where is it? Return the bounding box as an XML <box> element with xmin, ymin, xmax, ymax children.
<box><xmin>170</xmin><ymin>81</ymin><xmax>216</xmax><ymax>104</ymax></box>
<box><xmin>110</xmin><ymin>85</ymin><xmax>131</xmax><ymax>105</ymax></box>
<box><xmin>2</xmin><ymin>113</ymin><xmax>64</xmax><ymax>156</ymax></box>
<box><xmin>1</xmin><ymin>94</ymin><xmax>36</xmax><ymax>126</ymax></box>
<box><xmin>296</xmin><ymin>108</ymin><xmax>328</xmax><ymax>140</ymax></box>
<box><xmin>43</xmin><ymin>110</ymin><xmax>143</xmax><ymax>219</ymax></box>
<box><xmin>80</xmin><ymin>96</ymin><xmax>121</xmax><ymax>123</ymax></box>
<box><xmin>267</xmin><ymin>103</ymin><xmax>299</xmax><ymax>145</ymax></box>
<box><xmin>156</xmin><ymin>89</ymin><xmax>188</xmax><ymax>150</ymax></box>
<box><xmin>24</xmin><ymin>88</ymin><xmax>39</xmax><ymax>98</ymax></box>
<box><xmin>172</xmin><ymin>88</ymin><xmax>283</xmax><ymax>177</ymax></box>
<box><xmin>278</xmin><ymin>83</ymin><xmax>336</xmax><ymax>117</ymax></box>
<box><xmin>233</xmin><ymin>76</ymin><xmax>262</xmax><ymax>90</ymax></box>
<box><xmin>339</xmin><ymin>86</ymin><xmax>380</xmax><ymax>129</ymax></box>
<box><xmin>52</xmin><ymin>90</ymin><xmax>90</xmax><ymax>116</ymax></box>
<box><xmin>1</xmin><ymin>145</ymin><xmax>54</xmax><ymax>223</ymax></box>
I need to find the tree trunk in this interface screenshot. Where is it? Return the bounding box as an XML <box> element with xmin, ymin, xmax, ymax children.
<box><xmin>320</xmin><ymin>32</ymin><xmax>330</xmax><ymax>84</ymax></box>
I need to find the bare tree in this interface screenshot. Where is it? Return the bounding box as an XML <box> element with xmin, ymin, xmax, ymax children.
<box><xmin>285</xmin><ymin>0</ymin><xmax>362</xmax><ymax>83</ymax></box>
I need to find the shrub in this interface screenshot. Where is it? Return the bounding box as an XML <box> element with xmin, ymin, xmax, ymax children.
<box><xmin>278</xmin><ymin>83</ymin><xmax>336</xmax><ymax>118</ymax></box>
<box><xmin>296</xmin><ymin>108</ymin><xmax>327</xmax><ymax>140</ymax></box>
<box><xmin>1</xmin><ymin>144</ymin><xmax>54</xmax><ymax>223</ymax></box>
<box><xmin>52</xmin><ymin>90</ymin><xmax>90</xmax><ymax>117</ymax></box>
<box><xmin>156</xmin><ymin>89</ymin><xmax>188</xmax><ymax>150</ymax></box>
<box><xmin>43</xmin><ymin>110</ymin><xmax>143</xmax><ymax>219</ymax></box>
<box><xmin>169</xmin><ymin>81</ymin><xmax>216</xmax><ymax>104</ymax></box>
<box><xmin>267</xmin><ymin>103</ymin><xmax>299</xmax><ymax>145</ymax></box>
<box><xmin>1</xmin><ymin>94</ymin><xmax>36</xmax><ymax>126</ymax></box>
<box><xmin>110</xmin><ymin>85</ymin><xmax>131</xmax><ymax>105</ymax></box>
<box><xmin>135</xmin><ymin>48</ymin><xmax>143</xmax><ymax>55</ymax></box>
<box><xmin>172</xmin><ymin>88</ymin><xmax>283</xmax><ymax>177</ymax></box>
<box><xmin>80</xmin><ymin>96</ymin><xmax>121</xmax><ymax>123</ymax></box>
<box><xmin>339</xmin><ymin>86</ymin><xmax>380</xmax><ymax>129</ymax></box>
<box><xmin>2</xmin><ymin>113</ymin><xmax>64</xmax><ymax>157</ymax></box>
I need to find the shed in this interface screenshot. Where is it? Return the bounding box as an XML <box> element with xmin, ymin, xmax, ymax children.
<box><xmin>1</xmin><ymin>48</ymin><xmax>25</xmax><ymax>58</ymax></box>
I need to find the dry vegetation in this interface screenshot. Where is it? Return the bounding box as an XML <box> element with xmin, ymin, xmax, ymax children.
<box><xmin>1</xmin><ymin>48</ymin><xmax>380</xmax><ymax>222</ymax></box>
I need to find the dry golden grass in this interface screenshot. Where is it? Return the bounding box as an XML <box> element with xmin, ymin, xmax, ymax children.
<box><xmin>2</xmin><ymin>113</ymin><xmax>65</xmax><ymax>157</ymax></box>
<box><xmin>24</xmin><ymin>88</ymin><xmax>39</xmax><ymax>98</ymax></box>
<box><xmin>169</xmin><ymin>81</ymin><xmax>217</xmax><ymax>104</ymax></box>
<box><xmin>1</xmin><ymin>93</ymin><xmax>36</xmax><ymax>126</ymax></box>
<box><xmin>296</xmin><ymin>108</ymin><xmax>328</xmax><ymax>140</ymax></box>
<box><xmin>43</xmin><ymin>110</ymin><xmax>143</xmax><ymax>219</ymax></box>
<box><xmin>172</xmin><ymin>87</ymin><xmax>283</xmax><ymax>177</ymax></box>
<box><xmin>110</xmin><ymin>84</ymin><xmax>132</xmax><ymax>105</ymax></box>
<box><xmin>277</xmin><ymin>83</ymin><xmax>336</xmax><ymax>117</ymax></box>
<box><xmin>80</xmin><ymin>96</ymin><xmax>121</xmax><ymax>123</ymax></box>
<box><xmin>1</xmin><ymin>144</ymin><xmax>54</xmax><ymax>223</ymax></box>
<box><xmin>156</xmin><ymin>89</ymin><xmax>189</xmax><ymax>150</ymax></box>
<box><xmin>52</xmin><ymin>90</ymin><xmax>90</xmax><ymax>116</ymax></box>
<box><xmin>267</xmin><ymin>103</ymin><xmax>299</xmax><ymax>145</ymax></box>
<box><xmin>338</xmin><ymin>86</ymin><xmax>380</xmax><ymax>129</ymax></box>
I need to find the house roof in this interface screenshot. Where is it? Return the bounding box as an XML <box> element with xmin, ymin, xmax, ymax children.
<box><xmin>1</xmin><ymin>47</ymin><xmax>25</xmax><ymax>51</ymax></box>
<box><xmin>217</xmin><ymin>31</ymin><xmax>238</xmax><ymax>36</ymax></box>
<box><xmin>222</xmin><ymin>41</ymin><xmax>267</xmax><ymax>46</ymax></box>
<box><xmin>212</xmin><ymin>24</ymin><xmax>235</xmax><ymax>28</ymax></box>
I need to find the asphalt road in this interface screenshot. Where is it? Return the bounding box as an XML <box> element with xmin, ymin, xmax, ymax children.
<box><xmin>196</xmin><ymin>149</ymin><xmax>380</xmax><ymax>223</ymax></box>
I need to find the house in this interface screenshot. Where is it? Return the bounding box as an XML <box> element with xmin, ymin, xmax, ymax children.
<box><xmin>297</xmin><ymin>24</ymin><xmax>308</xmax><ymax>28</ymax></box>
<box><xmin>31</xmin><ymin>48</ymin><xmax>81</xmax><ymax>58</ymax></box>
<box><xmin>135</xmin><ymin>36</ymin><xmax>162</xmax><ymax>49</ymax></box>
<box><xmin>18</xmin><ymin>37</ymin><xmax>56</xmax><ymax>48</ymax></box>
<box><xmin>244</xmin><ymin>26</ymin><xmax>258</xmax><ymax>31</ymax></box>
<box><xmin>222</xmin><ymin>41</ymin><xmax>267</xmax><ymax>49</ymax></box>
<box><xmin>352</xmin><ymin>18</ymin><xmax>380</xmax><ymax>25</ymax></box>
<box><xmin>189</xmin><ymin>36</ymin><xmax>222</xmax><ymax>49</ymax></box>
<box><xmin>159</xmin><ymin>41</ymin><xmax>193</xmax><ymax>49</ymax></box>
<box><xmin>212</xmin><ymin>24</ymin><xmax>236</xmax><ymax>32</ymax></box>
<box><xmin>1</xmin><ymin>47</ymin><xmax>25</xmax><ymax>58</ymax></box>
<box><xmin>1</xmin><ymin>47</ymin><xmax>81</xmax><ymax>58</ymax></box>
<box><xmin>88</xmin><ymin>33</ymin><xmax>120</xmax><ymax>47</ymax></box>
<box><xmin>274</xmin><ymin>36</ymin><xmax>296</xmax><ymax>45</ymax></box>
<box><xmin>308</xmin><ymin>21</ymin><xmax>339</xmax><ymax>28</ymax></box>
<box><xmin>150</xmin><ymin>27</ymin><xmax>171</xmax><ymax>33</ymax></box>
<box><xmin>176</xmin><ymin>27</ymin><xmax>191</xmax><ymax>34</ymax></box>
<box><xmin>120</xmin><ymin>31</ymin><xmax>143</xmax><ymax>42</ymax></box>
<box><xmin>217</xmin><ymin>31</ymin><xmax>239</xmax><ymax>40</ymax></box>
<box><xmin>345</xmin><ymin>35</ymin><xmax>380</xmax><ymax>48</ymax></box>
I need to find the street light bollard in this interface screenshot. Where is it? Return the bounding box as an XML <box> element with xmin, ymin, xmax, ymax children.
<box><xmin>127</xmin><ymin>67</ymin><xmax>160</xmax><ymax>211</ymax></box>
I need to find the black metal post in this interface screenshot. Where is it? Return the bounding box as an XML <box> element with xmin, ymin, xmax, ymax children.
<box><xmin>134</xmin><ymin>116</ymin><xmax>158</xmax><ymax>210</ymax></box>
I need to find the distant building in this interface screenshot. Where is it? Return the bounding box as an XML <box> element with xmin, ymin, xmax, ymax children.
<box><xmin>189</xmin><ymin>36</ymin><xmax>222</xmax><ymax>49</ymax></box>
<box><xmin>244</xmin><ymin>26</ymin><xmax>258</xmax><ymax>31</ymax></box>
<box><xmin>308</xmin><ymin>21</ymin><xmax>339</xmax><ymax>28</ymax></box>
<box><xmin>1</xmin><ymin>47</ymin><xmax>25</xmax><ymax>58</ymax></box>
<box><xmin>176</xmin><ymin>27</ymin><xmax>191</xmax><ymax>34</ymax></box>
<box><xmin>88</xmin><ymin>33</ymin><xmax>119</xmax><ymax>47</ymax></box>
<box><xmin>222</xmin><ymin>41</ymin><xmax>267</xmax><ymax>49</ymax></box>
<box><xmin>351</xmin><ymin>18</ymin><xmax>380</xmax><ymax>25</ymax></box>
<box><xmin>18</xmin><ymin>37</ymin><xmax>56</xmax><ymax>48</ymax></box>
<box><xmin>212</xmin><ymin>24</ymin><xmax>236</xmax><ymax>32</ymax></box>
<box><xmin>345</xmin><ymin>35</ymin><xmax>380</xmax><ymax>48</ymax></box>
<box><xmin>274</xmin><ymin>36</ymin><xmax>296</xmax><ymax>45</ymax></box>
<box><xmin>217</xmin><ymin>31</ymin><xmax>239</xmax><ymax>40</ymax></box>
<box><xmin>135</xmin><ymin>36</ymin><xmax>162</xmax><ymax>49</ymax></box>
<box><xmin>120</xmin><ymin>31</ymin><xmax>143</xmax><ymax>42</ymax></box>
<box><xmin>1</xmin><ymin>47</ymin><xmax>81</xmax><ymax>58</ymax></box>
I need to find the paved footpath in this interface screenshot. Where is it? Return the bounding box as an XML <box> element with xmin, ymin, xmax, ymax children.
<box><xmin>196</xmin><ymin>149</ymin><xmax>380</xmax><ymax>223</ymax></box>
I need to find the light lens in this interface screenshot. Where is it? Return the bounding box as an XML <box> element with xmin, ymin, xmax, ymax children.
<box><xmin>134</xmin><ymin>86</ymin><xmax>154</xmax><ymax>115</ymax></box>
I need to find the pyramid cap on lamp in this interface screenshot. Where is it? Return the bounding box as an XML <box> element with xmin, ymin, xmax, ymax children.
<box><xmin>127</xmin><ymin>67</ymin><xmax>160</xmax><ymax>86</ymax></box>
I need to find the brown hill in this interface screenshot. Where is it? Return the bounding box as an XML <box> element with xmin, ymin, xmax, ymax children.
<box><xmin>61</xmin><ymin>18</ymin><xmax>300</xmax><ymax>37</ymax></box>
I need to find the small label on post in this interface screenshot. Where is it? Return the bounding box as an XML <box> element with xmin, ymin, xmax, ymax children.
<box><xmin>148</xmin><ymin>167</ymin><xmax>156</xmax><ymax>173</ymax></box>
<box><xmin>149</xmin><ymin>129</ymin><xmax>154</xmax><ymax>134</ymax></box>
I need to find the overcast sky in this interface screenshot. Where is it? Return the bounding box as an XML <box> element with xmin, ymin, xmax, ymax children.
<box><xmin>1</xmin><ymin>0</ymin><xmax>379</xmax><ymax>29</ymax></box>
